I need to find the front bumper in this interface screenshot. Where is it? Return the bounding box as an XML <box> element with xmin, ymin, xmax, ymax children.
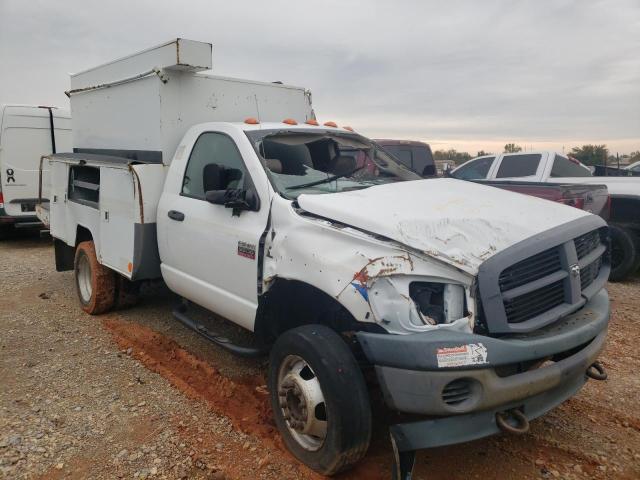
<box><xmin>356</xmin><ymin>288</ymin><xmax>609</xmax><ymax>451</ymax></box>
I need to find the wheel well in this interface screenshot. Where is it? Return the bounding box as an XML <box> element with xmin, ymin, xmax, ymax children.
<box><xmin>75</xmin><ymin>225</ymin><xmax>93</xmax><ymax>245</ymax></box>
<box><xmin>254</xmin><ymin>278</ymin><xmax>385</xmax><ymax>345</ymax></box>
<box><xmin>54</xmin><ymin>226</ymin><xmax>94</xmax><ymax>272</ymax></box>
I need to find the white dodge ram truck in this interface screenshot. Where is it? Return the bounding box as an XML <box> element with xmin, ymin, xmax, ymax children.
<box><xmin>39</xmin><ymin>40</ymin><xmax>611</xmax><ymax>479</ymax></box>
<box><xmin>452</xmin><ymin>151</ymin><xmax>640</xmax><ymax>281</ymax></box>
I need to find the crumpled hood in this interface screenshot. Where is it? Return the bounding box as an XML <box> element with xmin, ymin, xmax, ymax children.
<box><xmin>297</xmin><ymin>178</ymin><xmax>590</xmax><ymax>274</ymax></box>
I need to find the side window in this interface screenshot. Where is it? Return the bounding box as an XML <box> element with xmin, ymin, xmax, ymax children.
<box><xmin>384</xmin><ymin>146</ymin><xmax>413</xmax><ymax>170</ymax></box>
<box><xmin>182</xmin><ymin>132</ymin><xmax>246</xmax><ymax>198</ymax></box>
<box><xmin>550</xmin><ymin>155</ymin><xmax>592</xmax><ymax>177</ymax></box>
<box><xmin>496</xmin><ymin>154</ymin><xmax>541</xmax><ymax>178</ymax></box>
<box><xmin>452</xmin><ymin>157</ymin><xmax>494</xmax><ymax>180</ymax></box>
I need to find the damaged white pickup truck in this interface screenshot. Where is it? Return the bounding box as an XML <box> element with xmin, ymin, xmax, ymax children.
<box><xmin>39</xmin><ymin>40</ymin><xmax>611</xmax><ymax>479</ymax></box>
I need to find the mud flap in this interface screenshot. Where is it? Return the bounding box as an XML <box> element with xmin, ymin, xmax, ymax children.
<box><xmin>390</xmin><ymin>427</ymin><xmax>416</xmax><ymax>480</ymax></box>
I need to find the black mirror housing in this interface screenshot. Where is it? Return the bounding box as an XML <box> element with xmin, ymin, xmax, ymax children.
<box><xmin>205</xmin><ymin>188</ymin><xmax>259</xmax><ymax>213</ymax></box>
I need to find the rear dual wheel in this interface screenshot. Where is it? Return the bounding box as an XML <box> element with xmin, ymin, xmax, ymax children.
<box><xmin>268</xmin><ymin>325</ymin><xmax>371</xmax><ymax>476</ymax></box>
<box><xmin>74</xmin><ymin>241</ymin><xmax>139</xmax><ymax>314</ymax></box>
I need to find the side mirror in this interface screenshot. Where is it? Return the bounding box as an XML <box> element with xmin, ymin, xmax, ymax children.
<box><xmin>205</xmin><ymin>188</ymin><xmax>259</xmax><ymax>213</ymax></box>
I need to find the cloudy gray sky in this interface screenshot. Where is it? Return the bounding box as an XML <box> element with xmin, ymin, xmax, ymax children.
<box><xmin>1</xmin><ymin>0</ymin><xmax>638</xmax><ymax>154</ymax></box>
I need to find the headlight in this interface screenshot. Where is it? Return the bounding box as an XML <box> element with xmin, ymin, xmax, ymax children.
<box><xmin>368</xmin><ymin>276</ymin><xmax>467</xmax><ymax>332</ymax></box>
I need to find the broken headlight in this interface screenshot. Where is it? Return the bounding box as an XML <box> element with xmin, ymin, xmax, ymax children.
<box><xmin>409</xmin><ymin>282</ymin><xmax>465</xmax><ymax>325</ymax></box>
<box><xmin>368</xmin><ymin>277</ymin><xmax>468</xmax><ymax>331</ymax></box>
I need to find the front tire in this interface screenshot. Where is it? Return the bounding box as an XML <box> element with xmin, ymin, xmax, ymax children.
<box><xmin>74</xmin><ymin>240</ymin><xmax>116</xmax><ymax>314</ymax></box>
<box><xmin>268</xmin><ymin>325</ymin><xmax>371</xmax><ymax>476</ymax></box>
<box><xmin>609</xmin><ymin>224</ymin><xmax>640</xmax><ymax>282</ymax></box>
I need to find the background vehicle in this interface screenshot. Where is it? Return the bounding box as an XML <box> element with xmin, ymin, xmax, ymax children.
<box><xmin>592</xmin><ymin>164</ymin><xmax>640</xmax><ymax>177</ymax></box>
<box><xmin>625</xmin><ymin>160</ymin><xmax>640</xmax><ymax>173</ymax></box>
<box><xmin>0</xmin><ymin>105</ymin><xmax>71</xmax><ymax>237</ymax></box>
<box><xmin>381</xmin><ymin>141</ymin><xmax>610</xmax><ymax>219</ymax></box>
<box><xmin>471</xmin><ymin>180</ymin><xmax>610</xmax><ymax>220</ymax></box>
<box><xmin>39</xmin><ymin>40</ymin><xmax>611</xmax><ymax>480</ymax></box>
<box><xmin>374</xmin><ymin>139</ymin><xmax>437</xmax><ymax>176</ymax></box>
<box><xmin>451</xmin><ymin>151</ymin><xmax>640</xmax><ymax>281</ymax></box>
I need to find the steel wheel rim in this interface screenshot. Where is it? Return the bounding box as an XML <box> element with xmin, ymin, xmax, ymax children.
<box><xmin>277</xmin><ymin>355</ymin><xmax>328</xmax><ymax>451</ymax></box>
<box><xmin>77</xmin><ymin>254</ymin><xmax>93</xmax><ymax>303</ymax></box>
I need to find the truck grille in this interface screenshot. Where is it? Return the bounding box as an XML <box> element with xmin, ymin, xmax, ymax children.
<box><xmin>503</xmin><ymin>279</ymin><xmax>565</xmax><ymax>323</ymax></box>
<box><xmin>477</xmin><ymin>220</ymin><xmax>609</xmax><ymax>334</ymax></box>
<box><xmin>499</xmin><ymin>248</ymin><xmax>561</xmax><ymax>291</ymax></box>
<box><xmin>575</xmin><ymin>230</ymin><xmax>600</xmax><ymax>259</ymax></box>
<box><xmin>580</xmin><ymin>256</ymin><xmax>602</xmax><ymax>290</ymax></box>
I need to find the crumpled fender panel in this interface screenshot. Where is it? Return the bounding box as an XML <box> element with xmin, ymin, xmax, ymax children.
<box><xmin>262</xmin><ymin>198</ymin><xmax>472</xmax><ymax>330</ymax></box>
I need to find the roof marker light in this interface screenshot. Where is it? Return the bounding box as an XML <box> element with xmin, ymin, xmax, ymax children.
<box><xmin>343</xmin><ymin>126</ymin><xmax>354</xmax><ymax>132</ymax></box>
<box><xmin>244</xmin><ymin>117</ymin><xmax>260</xmax><ymax>125</ymax></box>
<box><xmin>305</xmin><ymin>119</ymin><xmax>319</xmax><ymax>126</ymax></box>
<box><xmin>282</xmin><ymin>118</ymin><xmax>298</xmax><ymax>125</ymax></box>
<box><xmin>323</xmin><ymin>121</ymin><xmax>338</xmax><ymax>127</ymax></box>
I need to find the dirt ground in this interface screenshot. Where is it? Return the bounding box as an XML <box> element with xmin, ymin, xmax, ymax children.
<box><xmin>1</xmin><ymin>232</ymin><xmax>639</xmax><ymax>480</ymax></box>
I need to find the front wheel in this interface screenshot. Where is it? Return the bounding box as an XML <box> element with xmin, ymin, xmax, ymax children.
<box><xmin>74</xmin><ymin>240</ymin><xmax>116</xmax><ymax>314</ymax></box>
<box><xmin>268</xmin><ymin>325</ymin><xmax>371</xmax><ymax>476</ymax></box>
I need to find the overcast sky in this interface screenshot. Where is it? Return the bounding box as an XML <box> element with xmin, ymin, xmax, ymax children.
<box><xmin>1</xmin><ymin>0</ymin><xmax>638</xmax><ymax>154</ymax></box>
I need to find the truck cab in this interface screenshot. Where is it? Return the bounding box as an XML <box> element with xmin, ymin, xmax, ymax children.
<box><xmin>373</xmin><ymin>139</ymin><xmax>437</xmax><ymax>176</ymax></box>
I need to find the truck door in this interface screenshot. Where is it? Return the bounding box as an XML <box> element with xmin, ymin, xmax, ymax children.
<box><xmin>159</xmin><ymin>131</ymin><xmax>270</xmax><ymax>331</ymax></box>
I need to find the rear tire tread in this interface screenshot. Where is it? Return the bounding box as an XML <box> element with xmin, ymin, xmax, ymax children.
<box><xmin>74</xmin><ymin>240</ymin><xmax>116</xmax><ymax>314</ymax></box>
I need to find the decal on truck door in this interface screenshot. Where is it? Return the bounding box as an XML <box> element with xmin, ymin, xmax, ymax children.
<box><xmin>6</xmin><ymin>169</ymin><xmax>15</xmax><ymax>183</ymax></box>
<box><xmin>237</xmin><ymin>241</ymin><xmax>256</xmax><ymax>260</ymax></box>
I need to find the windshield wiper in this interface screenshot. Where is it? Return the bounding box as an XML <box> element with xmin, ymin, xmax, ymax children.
<box><xmin>288</xmin><ymin>165</ymin><xmax>366</xmax><ymax>190</ymax></box>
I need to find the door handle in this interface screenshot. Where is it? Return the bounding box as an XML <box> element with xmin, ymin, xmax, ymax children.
<box><xmin>167</xmin><ymin>210</ymin><xmax>185</xmax><ymax>221</ymax></box>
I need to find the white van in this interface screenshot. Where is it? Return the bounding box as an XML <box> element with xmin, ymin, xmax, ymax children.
<box><xmin>0</xmin><ymin>105</ymin><xmax>71</xmax><ymax>235</ymax></box>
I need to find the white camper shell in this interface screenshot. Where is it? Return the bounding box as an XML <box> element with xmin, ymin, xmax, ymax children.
<box><xmin>41</xmin><ymin>40</ymin><xmax>611</xmax><ymax>479</ymax></box>
<box><xmin>40</xmin><ymin>39</ymin><xmax>313</xmax><ymax>279</ymax></box>
<box><xmin>68</xmin><ymin>38</ymin><xmax>313</xmax><ymax>165</ymax></box>
<box><xmin>0</xmin><ymin>105</ymin><xmax>70</xmax><ymax>231</ymax></box>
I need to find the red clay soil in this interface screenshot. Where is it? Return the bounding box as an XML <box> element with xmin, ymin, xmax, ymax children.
<box><xmin>102</xmin><ymin>316</ymin><xmax>388</xmax><ymax>480</ymax></box>
<box><xmin>103</xmin><ymin>317</ymin><xmax>277</xmax><ymax>446</ymax></box>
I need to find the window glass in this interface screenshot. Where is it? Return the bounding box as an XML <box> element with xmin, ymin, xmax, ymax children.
<box><xmin>496</xmin><ymin>154</ymin><xmax>541</xmax><ymax>178</ymax></box>
<box><xmin>246</xmin><ymin>129</ymin><xmax>420</xmax><ymax>199</ymax></box>
<box><xmin>383</xmin><ymin>146</ymin><xmax>413</xmax><ymax>169</ymax></box>
<box><xmin>452</xmin><ymin>157</ymin><xmax>494</xmax><ymax>180</ymax></box>
<box><xmin>182</xmin><ymin>133</ymin><xmax>246</xmax><ymax>198</ymax></box>
<box><xmin>630</xmin><ymin>163</ymin><xmax>640</xmax><ymax>172</ymax></box>
<box><xmin>550</xmin><ymin>155</ymin><xmax>592</xmax><ymax>177</ymax></box>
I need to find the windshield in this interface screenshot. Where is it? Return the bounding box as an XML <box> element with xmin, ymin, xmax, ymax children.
<box><xmin>246</xmin><ymin>129</ymin><xmax>421</xmax><ymax>198</ymax></box>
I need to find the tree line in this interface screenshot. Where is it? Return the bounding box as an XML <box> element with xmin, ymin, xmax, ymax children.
<box><xmin>433</xmin><ymin>144</ymin><xmax>640</xmax><ymax>166</ymax></box>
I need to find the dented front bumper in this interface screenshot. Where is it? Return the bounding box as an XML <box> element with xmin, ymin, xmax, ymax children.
<box><xmin>356</xmin><ymin>288</ymin><xmax>609</xmax><ymax>450</ymax></box>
